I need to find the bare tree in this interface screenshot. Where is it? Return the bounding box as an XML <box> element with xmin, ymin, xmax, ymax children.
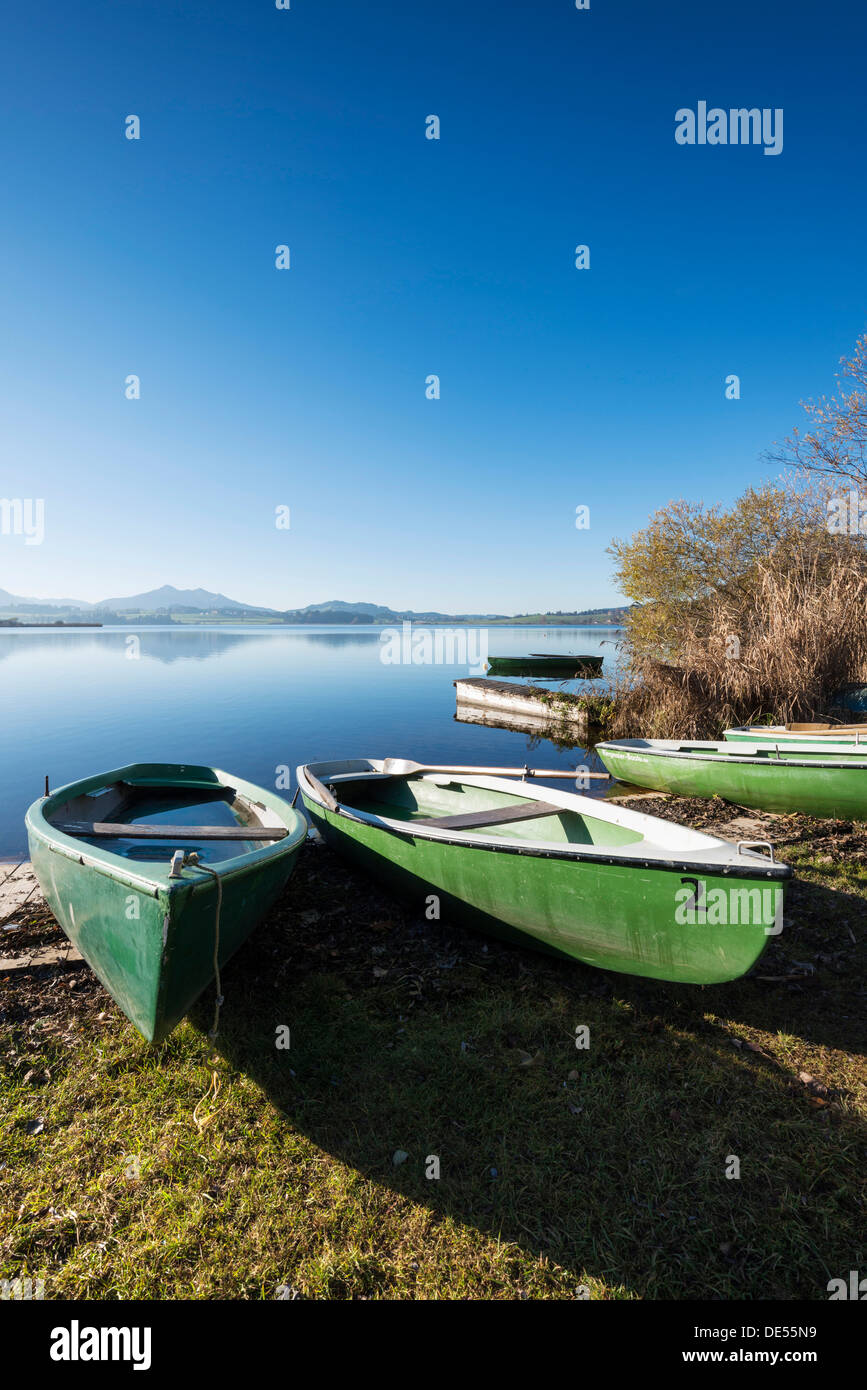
<box><xmin>765</xmin><ymin>333</ymin><xmax>867</xmax><ymax>489</ymax></box>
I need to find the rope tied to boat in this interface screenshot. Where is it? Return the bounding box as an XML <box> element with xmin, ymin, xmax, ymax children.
<box><xmin>173</xmin><ymin>852</ymin><xmax>224</xmax><ymax>1041</ymax></box>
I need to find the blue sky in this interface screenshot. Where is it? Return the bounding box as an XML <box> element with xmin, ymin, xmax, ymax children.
<box><xmin>1</xmin><ymin>0</ymin><xmax>865</xmax><ymax>612</ymax></box>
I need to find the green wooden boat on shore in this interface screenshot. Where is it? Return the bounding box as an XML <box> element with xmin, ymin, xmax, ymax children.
<box><xmin>725</xmin><ymin>723</ymin><xmax>867</xmax><ymax>746</ymax></box>
<box><xmin>597</xmin><ymin>738</ymin><xmax>867</xmax><ymax>819</ymax></box>
<box><xmin>297</xmin><ymin>757</ymin><xmax>790</xmax><ymax>985</ymax></box>
<box><xmin>26</xmin><ymin>763</ymin><xmax>307</xmax><ymax>1042</ymax></box>
<box><xmin>487</xmin><ymin>654</ymin><xmax>603</xmax><ymax>678</ymax></box>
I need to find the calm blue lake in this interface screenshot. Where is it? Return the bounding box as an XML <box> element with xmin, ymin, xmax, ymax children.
<box><xmin>0</xmin><ymin>624</ymin><xmax>621</xmax><ymax>859</ymax></box>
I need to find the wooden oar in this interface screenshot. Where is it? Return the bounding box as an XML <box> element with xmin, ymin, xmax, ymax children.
<box><xmin>380</xmin><ymin>758</ymin><xmax>609</xmax><ymax>780</ymax></box>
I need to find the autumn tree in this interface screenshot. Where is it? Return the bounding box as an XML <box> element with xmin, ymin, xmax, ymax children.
<box><xmin>608</xmin><ymin>476</ymin><xmax>867</xmax><ymax>735</ymax></box>
<box><xmin>608</xmin><ymin>480</ymin><xmax>840</xmax><ymax>663</ymax></box>
<box><xmin>605</xmin><ymin>337</ymin><xmax>867</xmax><ymax>734</ymax></box>
<box><xmin>766</xmin><ymin>332</ymin><xmax>867</xmax><ymax>490</ymax></box>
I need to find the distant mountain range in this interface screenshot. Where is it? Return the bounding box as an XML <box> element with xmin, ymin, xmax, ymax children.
<box><xmin>0</xmin><ymin>584</ymin><xmax>627</xmax><ymax>625</ymax></box>
<box><xmin>0</xmin><ymin>584</ymin><xmax>278</xmax><ymax>615</ymax></box>
<box><xmin>96</xmin><ymin>586</ymin><xmax>260</xmax><ymax>613</ymax></box>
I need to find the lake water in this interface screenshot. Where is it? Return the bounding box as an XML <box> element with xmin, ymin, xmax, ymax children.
<box><xmin>0</xmin><ymin>624</ymin><xmax>621</xmax><ymax>859</ymax></box>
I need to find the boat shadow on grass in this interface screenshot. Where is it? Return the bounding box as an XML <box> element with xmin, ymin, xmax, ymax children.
<box><xmin>195</xmin><ymin>841</ymin><xmax>867</xmax><ymax>1300</ymax></box>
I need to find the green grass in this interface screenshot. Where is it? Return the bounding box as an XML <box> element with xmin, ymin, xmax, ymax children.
<box><xmin>1</xmin><ymin>804</ymin><xmax>864</xmax><ymax>1300</ymax></box>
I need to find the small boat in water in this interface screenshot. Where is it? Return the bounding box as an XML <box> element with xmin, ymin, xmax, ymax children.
<box><xmin>297</xmin><ymin>757</ymin><xmax>790</xmax><ymax>984</ymax></box>
<box><xmin>725</xmin><ymin>723</ymin><xmax>867</xmax><ymax>745</ymax></box>
<box><xmin>597</xmin><ymin>738</ymin><xmax>867</xmax><ymax>819</ymax></box>
<box><xmin>487</xmin><ymin>654</ymin><xmax>603</xmax><ymax>678</ymax></box>
<box><xmin>26</xmin><ymin>763</ymin><xmax>307</xmax><ymax>1042</ymax></box>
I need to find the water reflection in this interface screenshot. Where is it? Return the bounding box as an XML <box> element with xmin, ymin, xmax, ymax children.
<box><xmin>0</xmin><ymin>624</ymin><xmax>383</xmax><ymax>665</ymax></box>
<box><xmin>0</xmin><ymin>624</ymin><xmax>620</xmax><ymax>856</ymax></box>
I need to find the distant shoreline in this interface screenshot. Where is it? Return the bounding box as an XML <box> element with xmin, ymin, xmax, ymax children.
<box><xmin>0</xmin><ymin>619</ymin><xmax>624</xmax><ymax>631</ymax></box>
<box><xmin>0</xmin><ymin>593</ymin><xmax>628</xmax><ymax>627</ymax></box>
<box><xmin>0</xmin><ymin>616</ymin><xmax>624</xmax><ymax>630</ymax></box>
<box><xmin>0</xmin><ymin>620</ymin><xmax>103</xmax><ymax>629</ymax></box>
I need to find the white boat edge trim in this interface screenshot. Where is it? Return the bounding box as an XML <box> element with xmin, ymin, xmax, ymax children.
<box><xmin>296</xmin><ymin>759</ymin><xmax>787</xmax><ymax>873</ymax></box>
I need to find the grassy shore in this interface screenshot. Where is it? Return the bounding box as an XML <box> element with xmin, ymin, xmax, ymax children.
<box><xmin>1</xmin><ymin>799</ymin><xmax>864</xmax><ymax>1300</ymax></box>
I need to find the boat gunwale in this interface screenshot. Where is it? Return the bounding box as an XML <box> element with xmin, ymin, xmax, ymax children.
<box><xmin>25</xmin><ymin>762</ymin><xmax>308</xmax><ymax>893</ymax></box>
<box><xmin>597</xmin><ymin>739</ymin><xmax>867</xmax><ymax>771</ymax></box>
<box><xmin>724</xmin><ymin>725</ymin><xmax>867</xmax><ymax>740</ymax></box>
<box><xmin>296</xmin><ymin>762</ymin><xmax>792</xmax><ymax>880</ymax></box>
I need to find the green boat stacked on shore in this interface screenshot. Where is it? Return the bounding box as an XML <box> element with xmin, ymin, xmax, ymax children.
<box><xmin>597</xmin><ymin>738</ymin><xmax>867</xmax><ymax>820</ymax></box>
<box><xmin>298</xmin><ymin>757</ymin><xmax>791</xmax><ymax>985</ymax></box>
<box><xmin>725</xmin><ymin>723</ymin><xmax>867</xmax><ymax>746</ymax></box>
<box><xmin>486</xmin><ymin>654</ymin><xmax>603</xmax><ymax>678</ymax></box>
<box><xmin>26</xmin><ymin>763</ymin><xmax>308</xmax><ymax>1042</ymax></box>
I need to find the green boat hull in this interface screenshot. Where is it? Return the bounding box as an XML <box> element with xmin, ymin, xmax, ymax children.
<box><xmin>26</xmin><ymin>764</ymin><xmax>307</xmax><ymax>1042</ymax></box>
<box><xmin>487</xmin><ymin>655</ymin><xmax>603</xmax><ymax>678</ymax></box>
<box><xmin>598</xmin><ymin>742</ymin><xmax>867</xmax><ymax>819</ymax></box>
<box><xmin>299</xmin><ymin>765</ymin><xmax>789</xmax><ymax>985</ymax></box>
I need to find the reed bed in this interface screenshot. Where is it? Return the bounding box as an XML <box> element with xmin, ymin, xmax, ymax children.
<box><xmin>612</xmin><ymin>546</ymin><xmax>867</xmax><ymax>739</ymax></box>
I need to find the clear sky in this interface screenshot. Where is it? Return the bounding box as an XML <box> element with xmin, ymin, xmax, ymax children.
<box><xmin>1</xmin><ymin>0</ymin><xmax>865</xmax><ymax>612</ymax></box>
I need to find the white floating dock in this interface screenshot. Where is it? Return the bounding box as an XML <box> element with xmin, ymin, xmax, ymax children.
<box><xmin>454</xmin><ymin>678</ymin><xmax>589</xmax><ymax>737</ymax></box>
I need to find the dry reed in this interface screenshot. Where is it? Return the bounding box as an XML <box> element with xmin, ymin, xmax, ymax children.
<box><xmin>611</xmin><ymin>544</ymin><xmax>867</xmax><ymax>738</ymax></box>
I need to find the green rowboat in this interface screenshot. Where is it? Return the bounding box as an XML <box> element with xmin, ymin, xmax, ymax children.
<box><xmin>597</xmin><ymin>738</ymin><xmax>867</xmax><ymax>819</ymax></box>
<box><xmin>487</xmin><ymin>654</ymin><xmax>603</xmax><ymax>678</ymax></box>
<box><xmin>297</xmin><ymin>758</ymin><xmax>790</xmax><ymax>985</ymax></box>
<box><xmin>26</xmin><ymin>763</ymin><xmax>307</xmax><ymax>1042</ymax></box>
<box><xmin>725</xmin><ymin>723</ymin><xmax>867</xmax><ymax>746</ymax></box>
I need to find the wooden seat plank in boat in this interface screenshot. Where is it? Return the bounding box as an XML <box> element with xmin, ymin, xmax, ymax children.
<box><xmin>55</xmin><ymin>821</ymin><xmax>288</xmax><ymax>841</ymax></box>
<box><xmin>412</xmin><ymin>798</ymin><xmax>560</xmax><ymax>830</ymax></box>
